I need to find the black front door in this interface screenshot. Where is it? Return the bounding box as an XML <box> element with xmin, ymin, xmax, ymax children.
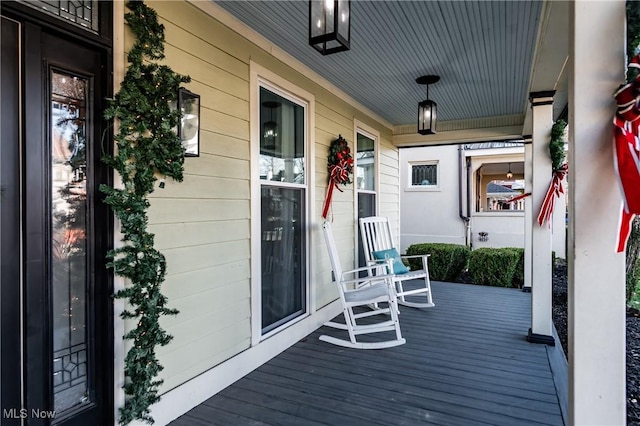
<box><xmin>1</xmin><ymin>13</ymin><xmax>113</xmax><ymax>426</ymax></box>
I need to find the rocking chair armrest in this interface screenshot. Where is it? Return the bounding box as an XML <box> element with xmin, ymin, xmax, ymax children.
<box><xmin>399</xmin><ymin>254</ymin><xmax>431</xmax><ymax>259</ymax></box>
<box><xmin>366</xmin><ymin>258</ymin><xmax>390</xmax><ymax>264</ymax></box>
<box><xmin>365</xmin><ymin>259</ymin><xmax>396</xmax><ymax>269</ymax></box>
<box><xmin>342</xmin><ymin>264</ymin><xmax>393</xmax><ymax>277</ymax></box>
<box><xmin>341</xmin><ymin>273</ymin><xmax>396</xmax><ymax>287</ymax></box>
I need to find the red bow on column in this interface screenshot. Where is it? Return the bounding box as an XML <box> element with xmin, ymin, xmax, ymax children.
<box><xmin>537</xmin><ymin>164</ymin><xmax>568</xmax><ymax>228</ymax></box>
<box><xmin>613</xmin><ymin>55</ymin><xmax>640</xmax><ymax>252</ymax></box>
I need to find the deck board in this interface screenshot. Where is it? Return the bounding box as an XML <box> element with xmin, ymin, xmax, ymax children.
<box><xmin>169</xmin><ymin>281</ymin><xmax>564</xmax><ymax>426</ymax></box>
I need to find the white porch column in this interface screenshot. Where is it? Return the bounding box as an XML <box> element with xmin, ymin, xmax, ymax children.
<box><xmin>523</xmin><ymin>139</ymin><xmax>533</xmax><ymax>291</ymax></box>
<box><xmin>528</xmin><ymin>91</ymin><xmax>555</xmax><ymax>345</ymax></box>
<box><xmin>568</xmin><ymin>1</ymin><xmax>626</xmax><ymax>424</ymax></box>
<box><xmin>552</xmin><ymin>188</ymin><xmax>567</xmax><ymax>259</ymax></box>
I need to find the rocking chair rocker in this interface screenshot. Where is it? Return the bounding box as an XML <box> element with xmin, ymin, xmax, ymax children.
<box><xmin>359</xmin><ymin>216</ymin><xmax>435</xmax><ymax>309</ymax></box>
<box><xmin>320</xmin><ymin>222</ymin><xmax>405</xmax><ymax>349</ymax></box>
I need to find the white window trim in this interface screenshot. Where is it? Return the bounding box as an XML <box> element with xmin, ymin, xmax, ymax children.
<box><xmin>406</xmin><ymin>160</ymin><xmax>440</xmax><ymax>191</ymax></box>
<box><xmin>249</xmin><ymin>61</ymin><xmax>315</xmax><ymax>346</ymax></box>
<box><xmin>353</xmin><ymin>119</ymin><xmax>380</xmax><ymax>262</ymax></box>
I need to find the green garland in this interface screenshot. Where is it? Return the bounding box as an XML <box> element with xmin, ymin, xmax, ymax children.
<box><xmin>628</xmin><ymin>0</ymin><xmax>640</xmax><ymax>82</ymax></box>
<box><xmin>100</xmin><ymin>1</ymin><xmax>190</xmax><ymax>424</ymax></box>
<box><xmin>549</xmin><ymin>119</ymin><xmax>567</xmax><ymax>172</ymax></box>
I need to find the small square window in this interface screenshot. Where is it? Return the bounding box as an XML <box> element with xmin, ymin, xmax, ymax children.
<box><xmin>411</xmin><ymin>163</ymin><xmax>438</xmax><ymax>187</ymax></box>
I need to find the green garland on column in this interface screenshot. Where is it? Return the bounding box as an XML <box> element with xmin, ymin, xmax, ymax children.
<box><xmin>549</xmin><ymin>119</ymin><xmax>567</xmax><ymax>171</ymax></box>
<box><xmin>100</xmin><ymin>1</ymin><xmax>190</xmax><ymax>424</ymax></box>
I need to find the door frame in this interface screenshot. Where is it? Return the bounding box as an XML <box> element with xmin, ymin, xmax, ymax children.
<box><xmin>1</xmin><ymin>2</ymin><xmax>113</xmax><ymax>424</ymax></box>
<box><xmin>1</xmin><ymin>14</ymin><xmax>23</xmax><ymax>421</ymax></box>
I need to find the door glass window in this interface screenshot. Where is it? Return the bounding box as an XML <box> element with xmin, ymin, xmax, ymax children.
<box><xmin>21</xmin><ymin>0</ymin><xmax>99</xmax><ymax>32</ymax></box>
<box><xmin>50</xmin><ymin>69</ymin><xmax>90</xmax><ymax>412</ymax></box>
<box><xmin>259</xmin><ymin>86</ymin><xmax>307</xmax><ymax>334</ymax></box>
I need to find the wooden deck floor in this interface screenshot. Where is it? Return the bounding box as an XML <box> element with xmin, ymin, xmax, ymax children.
<box><xmin>169</xmin><ymin>281</ymin><xmax>564</xmax><ymax>426</ymax></box>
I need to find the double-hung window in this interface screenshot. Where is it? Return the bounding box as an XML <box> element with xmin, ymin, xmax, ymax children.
<box><xmin>256</xmin><ymin>83</ymin><xmax>308</xmax><ymax>336</ymax></box>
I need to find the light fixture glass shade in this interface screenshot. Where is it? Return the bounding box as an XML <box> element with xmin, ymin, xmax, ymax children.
<box><xmin>309</xmin><ymin>0</ymin><xmax>350</xmax><ymax>55</ymax></box>
<box><xmin>418</xmin><ymin>99</ymin><xmax>437</xmax><ymax>135</ymax></box>
<box><xmin>506</xmin><ymin>164</ymin><xmax>513</xmax><ymax>179</ymax></box>
<box><xmin>263</xmin><ymin>121</ymin><xmax>278</xmax><ymax>150</ymax></box>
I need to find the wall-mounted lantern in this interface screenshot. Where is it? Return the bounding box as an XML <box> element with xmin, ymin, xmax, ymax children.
<box><xmin>178</xmin><ymin>88</ymin><xmax>200</xmax><ymax>157</ymax></box>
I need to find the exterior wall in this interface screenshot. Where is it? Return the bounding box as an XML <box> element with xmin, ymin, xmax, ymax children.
<box><xmin>116</xmin><ymin>0</ymin><xmax>398</xmax><ymax>420</ymax></box>
<box><xmin>471</xmin><ymin>214</ymin><xmax>524</xmax><ymax>248</ymax></box>
<box><xmin>399</xmin><ymin>144</ymin><xmax>567</xmax><ymax>255</ymax></box>
<box><xmin>399</xmin><ymin>145</ymin><xmax>464</xmax><ymax>251</ymax></box>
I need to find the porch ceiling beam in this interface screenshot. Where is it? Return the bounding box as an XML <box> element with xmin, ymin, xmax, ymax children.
<box><xmin>522</xmin><ymin>0</ymin><xmax>569</xmax><ymax>135</ymax></box>
<box><xmin>392</xmin><ymin>125</ymin><xmax>524</xmax><ymax>148</ymax></box>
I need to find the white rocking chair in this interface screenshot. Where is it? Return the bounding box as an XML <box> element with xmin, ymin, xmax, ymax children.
<box><xmin>320</xmin><ymin>222</ymin><xmax>405</xmax><ymax>349</ymax></box>
<box><xmin>359</xmin><ymin>216</ymin><xmax>435</xmax><ymax>309</ymax></box>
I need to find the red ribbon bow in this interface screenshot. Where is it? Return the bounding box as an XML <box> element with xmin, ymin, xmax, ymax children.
<box><xmin>322</xmin><ymin>157</ymin><xmax>351</xmax><ymax>219</ymax></box>
<box><xmin>613</xmin><ymin>54</ymin><xmax>640</xmax><ymax>252</ymax></box>
<box><xmin>614</xmin><ymin>116</ymin><xmax>640</xmax><ymax>252</ymax></box>
<box><xmin>537</xmin><ymin>164</ymin><xmax>568</xmax><ymax>228</ymax></box>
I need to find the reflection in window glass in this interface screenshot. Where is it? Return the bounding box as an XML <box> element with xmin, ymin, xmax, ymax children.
<box><xmin>50</xmin><ymin>69</ymin><xmax>90</xmax><ymax>413</ymax></box>
<box><xmin>356</xmin><ymin>133</ymin><xmax>374</xmax><ymax>191</ymax></box>
<box><xmin>259</xmin><ymin>87</ymin><xmax>305</xmax><ymax>184</ymax></box>
<box><xmin>258</xmin><ymin>83</ymin><xmax>307</xmax><ymax>335</ymax></box>
<box><xmin>411</xmin><ymin>163</ymin><xmax>438</xmax><ymax>186</ymax></box>
<box><xmin>261</xmin><ymin>187</ymin><xmax>306</xmax><ymax>332</ymax></box>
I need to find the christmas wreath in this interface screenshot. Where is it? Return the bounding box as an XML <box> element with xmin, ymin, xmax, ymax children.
<box><xmin>537</xmin><ymin>119</ymin><xmax>568</xmax><ymax>227</ymax></box>
<box><xmin>321</xmin><ymin>135</ymin><xmax>354</xmax><ymax>218</ymax></box>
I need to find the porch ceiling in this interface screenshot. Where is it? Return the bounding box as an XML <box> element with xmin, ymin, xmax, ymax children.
<box><xmin>214</xmin><ymin>0</ymin><xmax>568</xmax><ymax>142</ymax></box>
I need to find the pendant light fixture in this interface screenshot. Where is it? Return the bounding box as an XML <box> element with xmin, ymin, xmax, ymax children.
<box><xmin>416</xmin><ymin>75</ymin><xmax>440</xmax><ymax>135</ymax></box>
<box><xmin>506</xmin><ymin>163</ymin><xmax>513</xmax><ymax>180</ymax></box>
<box><xmin>309</xmin><ymin>0</ymin><xmax>351</xmax><ymax>55</ymax></box>
<box><xmin>262</xmin><ymin>101</ymin><xmax>281</xmax><ymax>151</ymax></box>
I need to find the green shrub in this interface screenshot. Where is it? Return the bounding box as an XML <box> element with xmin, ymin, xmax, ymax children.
<box><xmin>469</xmin><ymin>248</ymin><xmax>521</xmax><ymax>287</ymax></box>
<box><xmin>627</xmin><ymin>218</ymin><xmax>640</xmax><ymax>302</ymax></box>
<box><xmin>405</xmin><ymin>243</ymin><xmax>470</xmax><ymax>281</ymax></box>
<box><xmin>507</xmin><ymin>248</ymin><xmax>525</xmax><ymax>288</ymax></box>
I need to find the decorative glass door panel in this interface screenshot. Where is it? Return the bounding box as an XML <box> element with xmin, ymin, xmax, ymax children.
<box><xmin>259</xmin><ymin>86</ymin><xmax>307</xmax><ymax>334</ymax></box>
<box><xmin>50</xmin><ymin>69</ymin><xmax>91</xmax><ymax>413</ymax></box>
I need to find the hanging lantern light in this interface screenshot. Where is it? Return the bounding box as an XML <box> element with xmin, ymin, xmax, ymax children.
<box><xmin>416</xmin><ymin>75</ymin><xmax>440</xmax><ymax>135</ymax></box>
<box><xmin>262</xmin><ymin>101</ymin><xmax>280</xmax><ymax>151</ymax></box>
<box><xmin>309</xmin><ymin>0</ymin><xmax>350</xmax><ymax>55</ymax></box>
<box><xmin>506</xmin><ymin>163</ymin><xmax>513</xmax><ymax>180</ymax></box>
